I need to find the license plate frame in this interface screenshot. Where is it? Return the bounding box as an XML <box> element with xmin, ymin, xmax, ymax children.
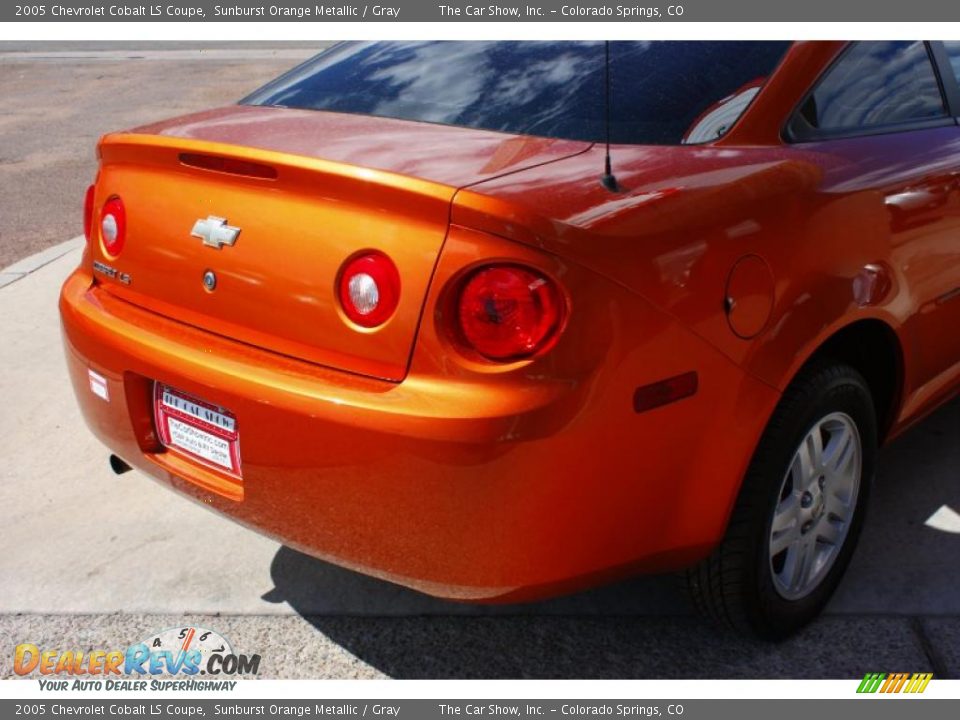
<box><xmin>153</xmin><ymin>383</ymin><xmax>242</xmax><ymax>478</ymax></box>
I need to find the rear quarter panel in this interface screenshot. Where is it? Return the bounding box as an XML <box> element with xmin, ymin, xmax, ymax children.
<box><xmin>453</xmin><ymin>127</ymin><xmax>960</xmax><ymax>437</ymax></box>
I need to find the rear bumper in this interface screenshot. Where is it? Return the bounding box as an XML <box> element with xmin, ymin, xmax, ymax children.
<box><xmin>60</xmin><ymin>264</ymin><xmax>780</xmax><ymax>602</ymax></box>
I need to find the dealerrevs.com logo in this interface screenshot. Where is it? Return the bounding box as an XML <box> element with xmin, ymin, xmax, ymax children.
<box><xmin>14</xmin><ymin>627</ymin><xmax>260</xmax><ymax>691</ymax></box>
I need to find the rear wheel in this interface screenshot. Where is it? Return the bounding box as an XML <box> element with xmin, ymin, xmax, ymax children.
<box><xmin>686</xmin><ymin>363</ymin><xmax>877</xmax><ymax>639</ymax></box>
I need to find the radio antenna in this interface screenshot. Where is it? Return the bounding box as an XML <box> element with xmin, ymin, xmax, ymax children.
<box><xmin>600</xmin><ymin>40</ymin><xmax>620</xmax><ymax>193</ymax></box>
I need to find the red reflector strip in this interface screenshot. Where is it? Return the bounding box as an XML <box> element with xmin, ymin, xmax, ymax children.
<box><xmin>633</xmin><ymin>371</ymin><xmax>698</xmax><ymax>414</ymax></box>
<box><xmin>83</xmin><ymin>184</ymin><xmax>95</xmax><ymax>243</ymax></box>
<box><xmin>179</xmin><ymin>153</ymin><xmax>278</xmax><ymax>180</ymax></box>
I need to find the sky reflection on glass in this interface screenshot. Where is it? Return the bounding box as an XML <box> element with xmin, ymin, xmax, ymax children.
<box><xmin>244</xmin><ymin>41</ymin><xmax>791</xmax><ymax>146</ymax></box>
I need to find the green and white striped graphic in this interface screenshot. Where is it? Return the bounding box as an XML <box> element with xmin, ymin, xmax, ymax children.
<box><xmin>857</xmin><ymin>672</ymin><xmax>933</xmax><ymax>694</ymax></box>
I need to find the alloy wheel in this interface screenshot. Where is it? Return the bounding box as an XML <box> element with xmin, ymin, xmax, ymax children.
<box><xmin>768</xmin><ymin>412</ymin><xmax>862</xmax><ymax>600</ymax></box>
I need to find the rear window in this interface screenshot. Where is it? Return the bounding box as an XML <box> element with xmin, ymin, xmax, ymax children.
<box><xmin>243</xmin><ymin>41</ymin><xmax>791</xmax><ymax>146</ymax></box>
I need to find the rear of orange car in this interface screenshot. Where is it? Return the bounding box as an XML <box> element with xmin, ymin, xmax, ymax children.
<box><xmin>60</xmin><ymin>41</ymin><xmax>789</xmax><ymax>601</ymax></box>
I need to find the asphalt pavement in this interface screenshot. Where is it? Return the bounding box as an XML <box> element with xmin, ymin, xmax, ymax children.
<box><xmin>0</xmin><ymin>43</ymin><xmax>958</xmax><ymax>681</ymax></box>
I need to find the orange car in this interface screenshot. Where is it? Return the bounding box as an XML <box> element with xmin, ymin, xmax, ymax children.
<box><xmin>60</xmin><ymin>41</ymin><xmax>960</xmax><ymax>638</ymax></box>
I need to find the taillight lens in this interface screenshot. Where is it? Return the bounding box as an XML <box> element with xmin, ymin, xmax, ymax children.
<box><xmin>83</xmin><ymin>185</ymin><xmax>95</xmax><ymax>243</ymax></box>
<box><xmin>457</xmin><ymin>265</ymin><xmax>564</xmax><ymax>361</ymax></box>
<box><xmin>99</xmin><ymin>196</ymin><xmax>126</xmax><ymax>257</ymax></box>
<box><xmin>338</xmin><ymin>252</ymin><xmax>401</xmax><ymax>328</ymax></box>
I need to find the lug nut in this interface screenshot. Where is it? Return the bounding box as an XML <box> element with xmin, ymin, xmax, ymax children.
<box><xmin>801</xmin><ymin>491</ymin><xmax>814</xmax><ymax>508</ymax></box>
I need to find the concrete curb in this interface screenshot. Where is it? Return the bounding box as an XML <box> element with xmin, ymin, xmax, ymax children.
<box><xmin>0</xmin><ymin>236</ymin><xmax>83</xmax><ymax>290</ymax></box>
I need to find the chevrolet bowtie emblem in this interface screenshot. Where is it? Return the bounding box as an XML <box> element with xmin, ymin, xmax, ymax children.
<box><xmin>191</xmin><ymin>216</ymin><xmax>240</xmax><ymax>249</ymax></box>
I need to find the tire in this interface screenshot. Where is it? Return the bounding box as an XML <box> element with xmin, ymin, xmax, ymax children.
<box><xmin>686</xmin><ymin>362</ymin><xmax>877</xmax><ymax>640</ymax></box>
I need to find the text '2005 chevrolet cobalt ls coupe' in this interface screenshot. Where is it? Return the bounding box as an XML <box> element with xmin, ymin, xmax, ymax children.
<box><xmin>60</xmin><ymin>41</ymin><xmax>960</xmax><ymax>638</ymax></box>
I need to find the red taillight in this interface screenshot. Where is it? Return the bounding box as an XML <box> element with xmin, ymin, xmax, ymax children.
<box><xmin>83</xmin><ymin>185</ymin><xmax>95</xmax><ymax>243</ymax></box>
<box><xmin>457</xmin><ymin>265</ymin><xmax>564</xmax><ymax>361</ymax></box>
<box><xmin>99</xmin><ymin>196</ymin><xmax>126</xmax><ymax>258</ymax></box>
<box><xmin>337</xmin><ymin>252</ymin><xmax>401</xmax><ymax>328</ymax></box>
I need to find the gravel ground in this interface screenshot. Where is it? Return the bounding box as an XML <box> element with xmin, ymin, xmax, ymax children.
<box><xmin>0</xmin><ymin>42</ymin><xmax>320</xmax><ymax>268</ymax></box>
<box><xmin>0</xmin><ymin>613</ymin><xmax>944</xmax><ymax>680</ymax></box>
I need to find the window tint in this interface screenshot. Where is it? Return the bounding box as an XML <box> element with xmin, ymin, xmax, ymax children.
<box><xmin>792</xmin><ymin>41</ymin><xmax>947</xmax><ymax>137</ymax></box>
<box><xmin>943</xmin><ymin>41</ymin><xmax>960</xmax><ymax>89</ymax></box>
<box><xmin>243</xmin><ymin>41</ymin><xmax>790</xmax><ymax>146</ymax></box>
<box><xmin>609</xmin><ymin>42</ymin><xmax>791</xmax><ymax>144</ymax></box>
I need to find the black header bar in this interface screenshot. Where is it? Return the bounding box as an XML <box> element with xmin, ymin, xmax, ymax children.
<box><xmin>6</xmin><ymin>0</ymin><xmax>960</xmax><ymax>22</ymax></box>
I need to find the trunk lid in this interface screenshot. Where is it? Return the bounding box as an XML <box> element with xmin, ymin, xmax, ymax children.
<box><xmin>93</xmin><ymin>107</ymin><xmax>588</xmax><ymax>381</ymax></box>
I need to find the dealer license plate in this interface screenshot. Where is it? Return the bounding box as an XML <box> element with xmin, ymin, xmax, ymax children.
<box><xmin>154</xmin><ymin>383</ymin><xmax>241</xmax><ymax>477</ymax></box>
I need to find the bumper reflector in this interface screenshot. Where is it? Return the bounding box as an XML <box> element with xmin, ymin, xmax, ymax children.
<box><xmin>633</xmin><ymin>371</ymin><xmax>698</xmax><ymax>414</ymax></box>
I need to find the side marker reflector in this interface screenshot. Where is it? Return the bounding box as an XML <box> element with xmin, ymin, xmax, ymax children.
<box><xmin>633</xmin><ymin>371</ymin><xmax>698</xmax><ymax>414</ymax></box>
<box><xmin>89</xmin><ymin>369</ymin><xmax>109</xmax><ymax>402</ymax></box>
